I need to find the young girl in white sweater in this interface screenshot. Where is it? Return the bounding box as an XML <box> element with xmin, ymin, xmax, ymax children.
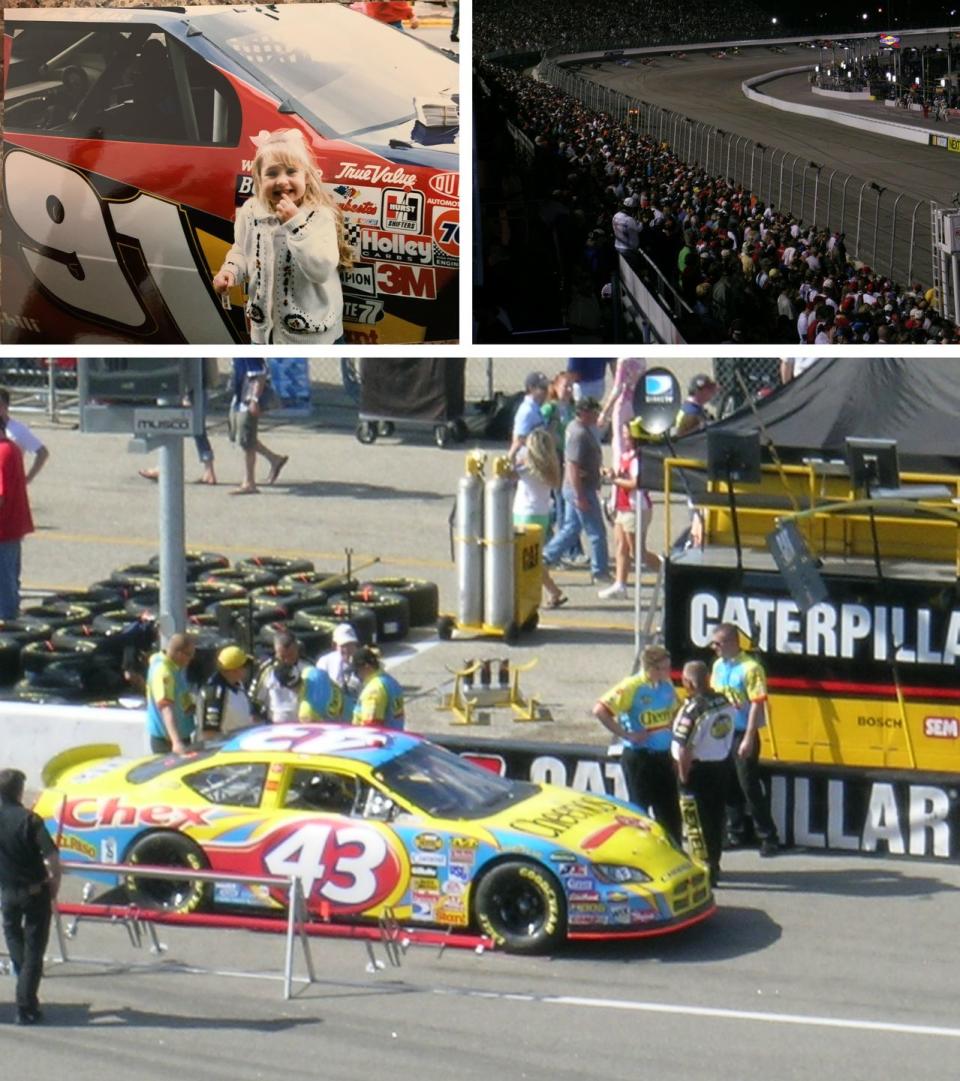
<box><xmin>213</xmin><ymin>129</ymin><xmax>351</xmax><ymax>344</ymax></box>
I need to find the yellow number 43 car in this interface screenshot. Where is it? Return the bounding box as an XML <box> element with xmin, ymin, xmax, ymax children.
<box><xmin>36</xmin><ymin>724</ymin><xmax>714</xmax><ymax>953</ymax></box>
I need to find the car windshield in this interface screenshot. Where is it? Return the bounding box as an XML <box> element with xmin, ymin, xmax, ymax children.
<box><xmin>375</xmin><ymin>743</ymin><xmax>537</xmax><ymax>819</ymax></box>
<box><xmin>191</xmin><ymin>5</ymin><xmax>457</xmax><ymax>139</ymax></box>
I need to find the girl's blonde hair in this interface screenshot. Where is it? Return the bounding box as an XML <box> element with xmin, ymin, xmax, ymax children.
<box><xmin>524</xmin><ymin>427</ymin><xmax>562</xmax><ymax>490</ymax></box>
<box><xmin>251</xmin><ymin>129</ymin><xmax>353</xmax><ymax>268</ymax></box>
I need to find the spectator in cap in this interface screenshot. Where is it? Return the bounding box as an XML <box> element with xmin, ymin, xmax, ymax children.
<box><xmin>542</xmin><ymin>396</ymin><xmax>611</xmax><ymax>583</ymax></box>
<box><xmin>201</xmin><ymin>645</ymin><xmax>254</xmax><ymax>736</ymax></box>
<box><xmin>314</xmin><ymin>623</ymin><xmax>361</xmax><ymax>720</ymax></box>
<box><xmin>673</xmin><ymin>374</ymin><xmax>718</xmax><ymax>439</ymax></box>
<box><xmin>612</xmin><ymin>196</ymin><xmax>641</xmax><ymax>255</ymax></box>
<box><xmin>509</xmin><ymin>371</ymin><xmax>549</xmax><ymax>463</ymax></box>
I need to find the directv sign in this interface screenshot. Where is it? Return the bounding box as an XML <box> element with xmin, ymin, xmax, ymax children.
<box><xmin>633</xmin><ymin>366</ymin><xmax>681</xmax><ymax>436</ymax></box>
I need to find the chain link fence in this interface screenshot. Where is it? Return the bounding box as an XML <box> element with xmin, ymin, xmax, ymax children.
<box><xmin>536</xmin><ymin>57</ymin><xmax>936</xmax><ymax>289</ymax></box>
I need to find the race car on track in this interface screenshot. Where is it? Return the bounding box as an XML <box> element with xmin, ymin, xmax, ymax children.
<box><xmin>36</xmin><ymin>724</ymin><xmax>714</xmax><ymax>953</ymax></box>
<box><xmin>2</xmin><ymin>4</ymin><xmax>459</xmax><ymax>345</ymax></box>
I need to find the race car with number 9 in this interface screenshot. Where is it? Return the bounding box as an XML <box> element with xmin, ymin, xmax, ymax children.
<box><xmin>2</xmin><ymin>4</ymin><xmax>459</xmax><ymax>345</ymax></box>
<box><xmin>35</xmin><ymin>724</ymin><xmax>714</xmax><ymax>953</ymax></box>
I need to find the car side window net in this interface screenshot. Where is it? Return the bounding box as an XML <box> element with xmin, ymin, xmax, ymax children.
<box><xmin>5</xmin><ymin>23</ymin><xmax>241</xmax><ymax>146</ymax></box>
<box><xmin>183</xmin><ymin>762</ymin><xmax>268</xmax><ymax>807</ymax></box>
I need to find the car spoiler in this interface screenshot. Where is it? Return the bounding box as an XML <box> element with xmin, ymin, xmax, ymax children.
<box><xmin>42</xmin><ymin>743</ymin><xmax>123</xmax><ymax>787</ymax></box>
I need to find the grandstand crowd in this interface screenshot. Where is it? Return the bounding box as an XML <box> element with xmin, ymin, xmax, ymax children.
<box><xmin>477</xmin><ymin>63</ymin><xmax>958</xmax><ymax>345</ymax></box>
<box><xmin>476</xmin><ymin>0</ymin><xmax>774</xmax><ymax>55</ymax></box>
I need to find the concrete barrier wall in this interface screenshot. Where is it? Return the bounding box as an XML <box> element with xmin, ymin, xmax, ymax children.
<box><xmin>3</xmin><ymin>701</ymin><xmax>148</xmax><ymax>787</ymax></box>
<box><xmin>742</xmin><ymin>67</ymin><xmax>935</xmax><ymax>145</ymax></box>
<box><xmin>811</xmin><ymin>86</ymin><xmax>874</xmax><ymax>101</ymax></box>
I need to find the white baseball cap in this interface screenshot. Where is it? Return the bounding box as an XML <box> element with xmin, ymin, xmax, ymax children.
<box><xmin>333</xmin><ymin>623</ymin><xmax>359</xmax><ymax>646</ymax></box>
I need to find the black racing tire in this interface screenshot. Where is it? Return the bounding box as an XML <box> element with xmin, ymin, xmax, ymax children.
<box><xmin>111</xmin><ymin>563</ymin><xmax>161</xmax><ymax>586</ymax></box>
<box><xmin>257</xmin><ymin>620</ymin><xmax>336</xmax><ymax>661</ymax></box>
<box><xmin>356</xmin><ymin>421</ymin><xmax>377</xmax><ymax>445</ymax></box>
<box><xmin>91</xmin><ymin>576</ymin><xmax>159</xmax><ymax>602</ymax></box>
<box><xmin>20</xmin><ymin>638</ymin><xmax>99</xmax><ymax>676</ymax></box>
<box><xmin>48</xmin><ymin>587</ymin><xmax>125</xmax><ymax>616</ymax></box>
<box><xmin>148</xmin><ymin>550</ymin><xmax>231</xmax><ymax>581</ymax></box>
<box><xmin>123</xmin><ymin>832</ymin><xmax>212</xmax><ymax>913</ymax></box>
<box><xmin>437</xmin><ymin>615</ymin><xmax>455</xmax><ymax>640</ymax></box>
<box><xmin>184</xmin><ymin>629</ymin><xmax>236</xmax><ymax>688</ymax></box>
<box><xmin>125</xmin><ymin>591</ymin><xmax>205</xmax><ymax>621</ymax></box>
<box><xmin>472</xmin><ymin>860</ymin><xmax>566</xmax><ymax>954</ymax></box>
<box><xmin>26</xmin><ymin>655</ymin><xmax>125</xmax><ymax>697</ymax></box>
<box><xmin>297</xmin><ymin>603</ymin><xmax>378</xmax><ymax>646</ymax></box>
<box><xmin>235</xmin><ymin>555</ymin><xmax>315</xmax><ymax>577</ymax></box>
<box><xmin>248</xmin><ymin>585</ymin><xmax>321</xmax><ymax>617</ymax></box>
<box><xmin>51</xmin><ymin>625</ymin><xmax>114</xmax><ymax>653</ymax></box>
<box><xmin>328</xmin><ymin>590</ymin><xmax>410</xmax><ymax>642</ymax></box>
<box><xmin>199</xmin><ymin>567</ymin><xmax>279</xmax><ymax>591</ymax></box>
<box><xmin>0</xmin><ymin>618</ymin><xmax>54</xmax><ymax>642</ymax></box>
<box><xmin>186</xmin><ymin>581</ymin><xmax>248</xmax><ymax>609</ymax></box>
<box><xmin>0</xmin><ymin>634</ymin><xmax>26</xmax><ymax>686</ymax></box>
<box><xmin>20</xmin><ymin>603</ymin><xmax>92</xmax><ymax>630</ymax></box>
<box><xmin>362</xmin><ymin>577</ymin><xmax>439</xmax><ymax>627</ymax></box>
<box><xmin>279</xmin><ymin>570</ymin><xmax>357</xmax><ymax>595</ymax></box>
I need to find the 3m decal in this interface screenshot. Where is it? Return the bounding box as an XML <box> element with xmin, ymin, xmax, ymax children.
<box><xmin>374</xmin><ymin>262</ymin><xmax>437</xmax><ymax>299</ymax></box>
<box><xmin>263</xmin><ymin>822</ymin><xmax>401</xmax><ymax>913</ymax></box>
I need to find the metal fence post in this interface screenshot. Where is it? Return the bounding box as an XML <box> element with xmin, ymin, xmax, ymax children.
<box><xmin>889</xmin><ymin>192</ymin><xmax>904</xmax><ymax>282</ymax></box>
<box><xmin>855</xmin><ymin>181</ymin><xmax>869</xmax><ymax>264</ymax></box>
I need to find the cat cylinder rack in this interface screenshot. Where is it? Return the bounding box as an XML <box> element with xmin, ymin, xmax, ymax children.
<box><xmin>438</xmin><ymin>453</ymin><xmax>541</xmax><ymax>644</ymax></box>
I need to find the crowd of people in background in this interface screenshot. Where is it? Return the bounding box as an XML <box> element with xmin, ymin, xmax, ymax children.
<box><xmin>475</xmin><ymin>0</ymin><xmax>775</xmax><ymax>56</ymax></box>
<box><xmin>477</xmin><ymin>63</ymin><xmax>958</xmax><ymax>345</ymax></box>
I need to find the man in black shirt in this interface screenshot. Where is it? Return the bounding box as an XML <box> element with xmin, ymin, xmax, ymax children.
<box><xmin>0</xmin><ymin>768</ymin><xmax>61</xmax><ymax>1024</ymax></box>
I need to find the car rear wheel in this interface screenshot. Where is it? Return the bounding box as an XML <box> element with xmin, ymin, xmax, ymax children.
<box><xmin>473</xmin><ymin>860</ymin><xmax>565</xmax><ymax>954</ymax></box>
<box><xmin>123</xmin><ymin>832</ymin><xmax>212</xmax><ymax>914</ymax></box>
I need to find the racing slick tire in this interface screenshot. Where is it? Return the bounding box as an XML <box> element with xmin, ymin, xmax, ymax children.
<box><xmin>473</xmin><ymin>859</ymin><xmax>565</xmax><ymax>954</ymax></box>
<box><xmin>20</xmin><ymin>603</ymin><xmax>92</xmax><ymax>630</ymax></box>
<box><xmin>278</xmin><ymin>569</ymin><xmax>357</xmax><ymax>595</ymax></box>
<box><xmin>328</xmin><ymin>590</ymin><xmax>410</xmax><ymax>642</ymax></box>
<box><xmin>148</xmin><ymin>550</ymin><xmax>231</xmax><ymax>581</ymax></box>
<box><xmin>48</xmin><ymin>587</ymin><xmax>125</xmax><ymax>616</ymax></box>
<box><xmin>257</xmin><ymin>619</ymin><xmax>336</xmax><ymax>660</ymax></box>
<box><xmin>110</xmin><ymin>563</ymin><xmax>161</xmax><ymax>586</ymax></box>
<box><xmin>199</xmin><ymin>567</ymin><xmax>280</xmax><ymax>591</ymax></box>
<box><xmin>297</xmin><ymin>603</ymin><xmax>378</xmax><ymax>646</ymax></box>
<box><xmin>20</xmin><ymin>638</ymin><xmax>99</xmax><ymax>676</ymax></box>
<box><xmin>123</xmin><ymin>832</ymin><xmax>212</xmax><ymax>913</ymax></box>
<box><xmin>362</xmin><ymin>577</ymin><xmax>439</xmax><ymax>626</ymax></box>
<box><xmin>235</xmin><ymin>555</ymin><xmax>315</xmax><ymax>577</ymax></box>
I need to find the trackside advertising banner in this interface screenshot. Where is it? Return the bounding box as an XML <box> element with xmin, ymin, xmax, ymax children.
<box><xmin>435</xmin><ymin>735</ymin><xmax>960</xmax><ymax>860</ymax></box>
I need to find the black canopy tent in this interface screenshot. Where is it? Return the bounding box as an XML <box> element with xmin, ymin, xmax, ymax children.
<box><xmin>643</xmin><ymin>358</ymin><xmax>960</xmax><ymax>492</ymax></box>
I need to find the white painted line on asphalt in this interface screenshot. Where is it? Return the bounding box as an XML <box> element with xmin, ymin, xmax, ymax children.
<box><xmin>435</xmin><ymin>989</ymin><xmax>960</xmax><ymax>1040</ymax></box>
<box><xmin>382</xmin><ymin>633</ymin><xmax>441</xmax><ymax>672</ymax></box>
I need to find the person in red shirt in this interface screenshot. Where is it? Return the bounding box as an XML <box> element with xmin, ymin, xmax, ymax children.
<box><xmin>0</xmin><ymin>417</ymin><xmax>34</xmax><ymax>619</ymax></box>
<box><xmin>361</xmin><ymin>2</ymin><xmax>419</xmax><ymax>29</ymax></box>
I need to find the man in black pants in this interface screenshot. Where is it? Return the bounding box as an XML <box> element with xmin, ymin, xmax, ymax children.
<box><xmin>0</xmin><ymin>768</ymin><xmax>61</xmax><ymax>1024</ymax></box>
<box><xmin>672</xmin><ymin>661</ymin><xmax>736</xmax><ymax>886</ymax></box>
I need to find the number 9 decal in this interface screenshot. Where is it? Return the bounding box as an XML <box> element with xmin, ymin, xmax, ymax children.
<box><xmin>263</xmin><ymin>821</ymin><xmax>404</xmax><ymax>915</ymax></box>
<box><xmin>4</xmin><ymin>149</ymin><xmax>146</xmax><ymax>327</ymax></box>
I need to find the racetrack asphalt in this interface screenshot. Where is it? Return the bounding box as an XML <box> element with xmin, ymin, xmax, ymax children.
<box><xmin>583</xmin><ymin>42</ymin><xmax>960</xmax><ymax>206</ymax></box>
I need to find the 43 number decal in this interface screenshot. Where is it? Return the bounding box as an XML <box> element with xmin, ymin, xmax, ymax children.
<box><xmin>263</xmin><ymin>821</ymin><xmax>403</xmax><ymax>914</ymax></box>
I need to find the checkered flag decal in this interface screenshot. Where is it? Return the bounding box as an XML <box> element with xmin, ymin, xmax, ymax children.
<box><xmin>343</xmin><ymin>219</ymin><xmax>361</xmax><ymax>255</ymax></box>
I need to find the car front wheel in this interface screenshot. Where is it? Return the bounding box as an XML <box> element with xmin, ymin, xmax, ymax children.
<box><xmin>123</xmin><ymin>832</ymin><xmax>211</xmax><ymax>913</ymax></box>
<box><xmin>473</xmin><ymin>860</ymin><xmax>565</xmax><ymax>953</ymax></box>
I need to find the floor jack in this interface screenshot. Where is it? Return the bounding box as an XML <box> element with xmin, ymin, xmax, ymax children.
<box><xmin>439</xmin><ymin>657</ymin><xmax>551</xmax><ymax>725</ymax></box>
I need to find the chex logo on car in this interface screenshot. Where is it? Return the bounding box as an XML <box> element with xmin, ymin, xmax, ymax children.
<box><xmin>381</xmin><ymin>188</ymin><xmax>425</xmax><ymax>234</ymax></box>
